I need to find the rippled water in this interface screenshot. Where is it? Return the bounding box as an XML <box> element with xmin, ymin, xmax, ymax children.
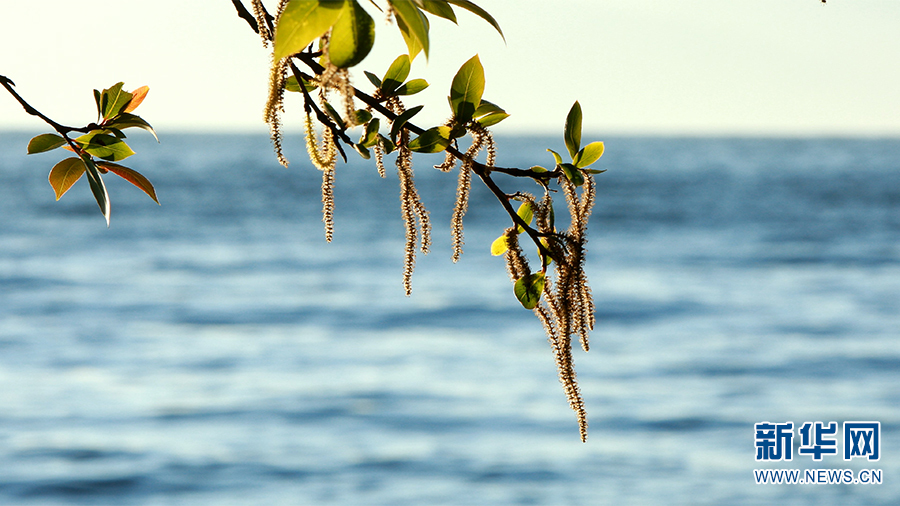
<box><xmin>0</xmin><ymin>133</ymin><xmax>898</xmax><ymax>505</ymax></box>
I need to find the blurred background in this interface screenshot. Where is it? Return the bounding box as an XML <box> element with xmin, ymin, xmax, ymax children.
<box><xmin>1</xmin><ymin>1</ymin><xmax>899</xmax><ymax>505</ymax></box>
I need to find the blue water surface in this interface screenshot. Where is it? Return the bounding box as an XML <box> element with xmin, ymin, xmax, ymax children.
<box><xmin>0</xmin><ymin>133</ymin><xmax>898</xmax><ymax>505</ymax></box>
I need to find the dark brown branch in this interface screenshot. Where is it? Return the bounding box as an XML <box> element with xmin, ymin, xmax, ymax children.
<box><xmin>1</xmin><ymin>75</ymin><xmax>91</xmax><ymax>135</ymax></box>
<box><xmin>231</xmin><ymin>0</ymin><xmax>261</xmax><ymax>34</ymax></box>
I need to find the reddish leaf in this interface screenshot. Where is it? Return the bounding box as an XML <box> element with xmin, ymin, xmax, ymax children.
<box><xmin>97</xmin><ymin>162</ymin><xmax>159</xmax><ymax>204</ymax></box>
<box><xmin>123</xmin><ymin>85</ymin><xmax>149</xmax><ymax>113</ymax></box>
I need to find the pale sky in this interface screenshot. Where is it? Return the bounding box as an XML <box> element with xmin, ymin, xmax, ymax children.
<box><xmin>1</xmin><ymin>0</ymin><xmax>899</xmax><ymax>135</ymax></box>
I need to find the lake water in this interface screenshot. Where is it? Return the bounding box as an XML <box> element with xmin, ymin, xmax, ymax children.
<box><xmin>0</xmin><ymin>133</ymin><xmax>898</xmax><ymax>505</ymax></box>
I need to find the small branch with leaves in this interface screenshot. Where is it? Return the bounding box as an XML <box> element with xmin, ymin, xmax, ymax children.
<box><xmin>2</xmin><ymin>76</ymin><xmax>159</xmax><ymax>226</ymax></box>
<box><xmin>236</xmin><ymin>0</ymin><xmax>607</xmax><ymax>442</ymax></box>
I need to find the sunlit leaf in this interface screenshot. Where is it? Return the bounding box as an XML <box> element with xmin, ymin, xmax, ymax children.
<box><xmin>273</xmin><ymin>0</ymin><xmax>345</xmax><ymax>61</ymax></box>
<box><xmin>446</xmin><ymin>0</ymin><xmax>503</xmax><ymax>40</ymax></box>
<box><xmin>285</xmin><ymin>75</ymin><xmax>319</xmax><ymax>92</ymax></box>
<box><xmin>573</xmin><ymin>141</ymin><xmax>604</xmax><ymax>168</ymax></box>
<box><xmin>98</xmin><ymin>162</ymin><xmax>159</xmax><ymax>204</ymax></box>
<box><xmin>101</xmin><ymin>82</ymin><xmax>133</xmax><ymax>121</ymax></box>
<box><xmin>514</xmin><ymin>200</ymin><xmax>533</xmax><ymax>233</ymax></box>
<box><xmin>564</xmin><ymin>101</ymin><xmax>582</xmax><ymax>159</ymax></box>
<box><xmin>547</xmin><ymin>149</ymin><xmax>562</xmax><ymax>165</ymax></box>
<box><xmin>449</xmin><ymin>54</ymin><xmax>484</xmax><ymax>125</ymax></box>
<box><xmin>474</xmin><ymin>99</ymin><xmax>504</xmax><ymax>117</ymax></box>
<box><xmin>328</xmin><ymin>0</ymin><xmax>376</xmax><ymax>68</ymax></box>
<box><xmin>353</xmin><ymin>143</ymin><xmax>371</xmax><ymax>159</ymax></box>
<box><xmin>93</xmin><ymin>89</ymin><xmax>102</xmax><ymax>121</ymax></box>
<box><xmin>27</xmin><ymin>133</ymin><xmax>66</xmax><ymax>154</ymax></box>
<box><xmin>106</xmin><ymin>113</ymin><xmax>158</xmax><ymax>142</ymax></box>
<box><xmin>122</xmin><ymin>85</ymin><xmax>149</xmax><ymax>114</ymax></box>
<box><xmin>559</xmin><ymin>162</ymin><xmax>584</xmax><ymax>187</ymax></box>
<box><xmin>381</xmin><ymin>54</ymin><xmax>411</xmax><ymax>93</ymax></box>
<box><xmin>408</xmin><ymin>125</ymin><xmax>451</xmax><ymax>153</ymax></box>
<box><xmin>490</xmin><ymin>233</ymin><xmax>509</xmax><ymax>256</ymax></box>
<box><xmin>476</xmin><ymin>111</ymin><xmax>508</xmax><ymax>127</ymax></box>
<box><xmin>514</xmin><ymin>271</ymin><xmax>545</xmax><ymax>310</ymax></box>
<box><xmin>390</xmin><ymin>104</ymin><xmax>423</xmax><ymax>142</ymax></box>
<box><xmin>420</xmin><ymin>0</ymin><xmax>457</xmax><ymax>22</ymax></box>
<box><xmin>585</xmin><ymin>168</ymin><xmax>607</xmax><ymax>174</ymax></box>
<box><xmin>359</xmin><ymin>118</ymin><xmax>380</xmax><ymax>147</ymax></box>
<box><xmin>48</xmin><ymin>157</ymin><xmax>85</xmax><ymax>200</ymax></box>
<box><xmin>395</xmin><ymin>78</ymin><xmax>429</xmax><ymax>96</ymax></box>
<box><xmin>390</xmin><ymin>0</ymin><xmax>430</xmax><ymax>59</ymax></box>
<box><xmin>75</xmin><ymin>132</ymin><xmax>136</xmax><ymax>162</ymax></box>
<box><xmin>80</xmin><ymin>154</ymin><xmax>110</xmax><ymax>226</ymax></box>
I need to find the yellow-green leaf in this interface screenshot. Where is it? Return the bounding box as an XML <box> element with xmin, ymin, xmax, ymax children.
<box><xmin>514</xmin><ymin>271</ymin><xmax>545</xmax><ymax>310</ymax></box>
<box><xmin>390</xmin><ymin>0</ymin><xmax>430</xmax><ymax>59</ymax></box>
<box><xmin>449</xmin><ymin>54</ymin><xmax>484</xmax><ymax>125</ymax></box>
<box><xmin>75</xmin><ymin>132</ymin><xmax>136</xmax><ymax>162</ymax></box>
<box><xmin>48</xmin><ymin>157</ymin><xmax>85</xmax><ymax>200</ymax></box>
<box><xmin>420</xmin><ymin>0</ymin><xmax>457</xmax><ymax>23</ymax></box>
<box><xmin>395</xmin><ymin>78</ymin><xmax>429</xmax><ymax>96</ymax></box>
<box><xmin>101</xmin><ymin>82</ymin><xmax>133</xmax><ymax>121</ymax></box>
<box><xmin>98</xmin><ymin>162</ymin><xmax>159</xmax><ymax>205</ymax></box>
<box><xmin>274</xmin><ymin>0</ymin><xmax>345</xmax><ymax>61</ymax></box>
<box><xmin>27</xmin><ymin>133</ymin><xmax>66</xmax><ymax>154</ymax></box>
<box><xmin>446</xmin><ymin>0</ymin><xmax>503</xmax><ymax>41</ymax></box>
<box><xmin>390</xmin><ymin>105</ymin><xmax>423</xmax><ymax>142</ymax></box>
<box><xmin>573</xmin><ymin>141</ymin><xmax>605</xmax><ymax>168</ymax></box>
<box><xmin>490</xmin><ymin>233</ymin><xmax>509</xmax><ymax>256</ymax></box>
<box><xmin>381</xmin><ymin>54</ymin><xmax>411</xmax><ymax>93</ymax></box>
<box><xmin>564</xmin><ymin>101</ymin><xmax>582</xmax><ymax>159</ymax></box>
<box><xmin>560</xmin><ymin>162</ymin><xmax>584</xmax><ymax>187</ymax></box>
<box><xmin>514</xmin><ymin>200</ymin><xmax>533</xmax><ymax>233</ymax></box>
<box><xmin>476</xmin><ymin>111</ymin><xmax>508</xmax><ymax>127</ymax></box>
<box><xmin>408</xmin><ymin>126</ymin><xmax>451</xmax><ymax>153</ymax></box>
<box><xmin>328</xmin><ymin>0</ymin><xmax>375</xmax><ymax>68</ymax></box>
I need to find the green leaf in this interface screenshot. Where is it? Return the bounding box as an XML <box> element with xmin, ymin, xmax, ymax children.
<box><xmin>449</xmin><ymin>54</ymin><xmax>485</xmax><ymax>125</ymax></box>
<box><xmin>353</xmin><ymin>143</ymin><xmax>371</xmax><ymax>159</ymax></box>
<box><xmin>381</xmin><ymin>54</ymin><xmax>411</xmax><ymax>94</ymax></box>
<box><xmin>564</xmin><ymin>101</ymin><xmax>582</xmax><ymax>159</ymax></box>
<box><xmin>408</xmin><ymin>126</ymin><xmax>451</xmax><ymax>153</ymax></box>
<box><xmin>390</xmin><ymin>0</ymin><xmax>430</xmax><ymax>59</ymax></box>
<box><xmin>75</xmin><ymin>132</ymin><xmax>136</xmax><ymax>162</ymax></box>
<box><xmin>530</xmin><ymin>165</ymin><xmax>548</xmax><ymax>173</ymax></box>
<box><xmin>27</xmin><ymin>133</ymin><xmax>66</xmax><ymax>154</ymax></box>
<box><xmin>585</xmin><ymin>168</ymin><xmax>607</xmax><ymax>174</ymax></box>
<box><xmin>559</xmin><ymin>162</ymin><xmax>584</xmax><ymax>187</ymax></box>
<box><xmin>354</xmin><ymin>109</ymin><xmax>373</xmax><ymax>125</ymax></box>
<box><xmin>446</xmin><ymin>0</ymin><xmax>504</xmax><ymax>40</ymax></box>
<box><xmin>395</xmin><ymin>78</ymin><xmax>429</xmax><ymax>96</ymax></box>
<box><xmin>106</xmin><ymin>113</ymin><xmax>158</xmax><ymax>142</ymax></box>
<box><xmin>97</xmin><ymin>162</ymin><xmax>159</xmax><ymax>204</ymax></box>
<box><xmin>328</xmin><ymin>0</ymin><xmax>376</xmax><ymax>68</ymax></box>
<box><xmin>285</xmin><ymin>75</ymin><xmax>319</xmax><ymax>93</ymax></box>
<box><xmin>93</xmin><ymin>89</ymin><xmax>102</xmax><ymax>121</ymax></box>
<box><xmin>323</xmin><ymin>102</ymin><xmax>345</xmax><ymax>129</ymax></box>
<box><xmin>273</xmin><ymin>0</ymin><xmax>345</xmax><ymax>61</ymax></box>
<box><xmin>420</xmin><ymin>0</ymin><xmax>457</xmax><ymax>22</ymax></box>
<box><xmin>359</xmin><ymin>118</ymin><xmax>380</xmax><ymax>147</ymax></box>
<box><xmin>547</xmin><ymin>148</ymin><xmax>563</xmax><ymax>165</ymax></box>
<box><xmin>80</xmin><ymin>154</ymin><xmax>110</xmax><ymax>226</ymax></box>
<box><xmin>101</xmin><ymin>82</ymin><xmax>133</xmax><ymax>120</ymax></box>
<box><xmin>476</xmin><ymin>111</ymin><xmax>508</xmax><ymax>127</ymax></box>
<box><xmin>490</xmin><ymin>233</ymin><xmax>509</xmax><ymax>256</ymax></box>
<box><xmin>364</xmin><ymin>71</ymin><xmax>382</xmax><ymax>88</ymax></box>
<box><xmin>48</xmin><ymin>157</ymin><xmax>85</xmax><ymax>200</ymax></box>
<box><xmin>473</xmin><ymin>99</ymin><xmax>504</xmax><ymax>117</ymax></box>
<box><xmin>573</xmin><ymin>141</ymin><xmax>604</xmax><ymax>168</ymax></box>
<box><xmin>390</xmin><ymin>104</ymin><xmax>423</xmax><ymax>142</ymax></box>
<box><xmin>377</xmin><ymin>134</ymin><xmax>396</xmax><ymax>154</ymax></box>
<box><xmin>514</xmin><ymin>200</ymin><xmax>533</xmax><ymax>233</ymax></box>
<box><xmin>514</xmin><ymin>271</ymin><xmax>545</xmax><ymax>310</ymax></box>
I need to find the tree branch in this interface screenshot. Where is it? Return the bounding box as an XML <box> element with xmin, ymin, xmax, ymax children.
<box><xmin>1</xmin><ymin>75</ymin><xmax>91</xmax><ymax>135</ymax></box>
